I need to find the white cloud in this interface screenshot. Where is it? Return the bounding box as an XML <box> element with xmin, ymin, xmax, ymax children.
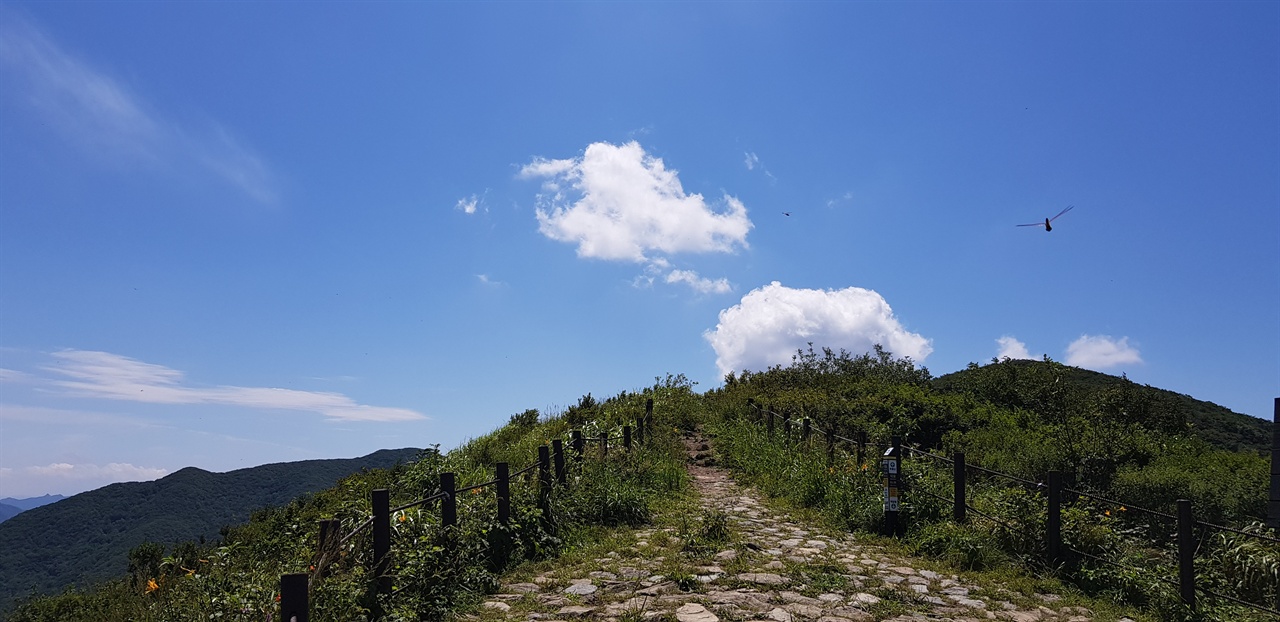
<box><xmin>0</xmin><ymin>15</ymin><xmax>276</xmax><ymax>203</ymax></box>
<box><xmin>0</xmin><ymin>462</ymin><xmax>168</xmax><ymax>498</ymax></box>
<box><xmin>744</xmin><ymin>151</ymin><xmax>760</xmax><ymax>170</ymax></box>
<box><xmin>665</xmin><ymin>269</ymin><xmax>732</xmax><ymax>295</ymax></box>
<box><xmin>1065</xmin><ymin>335</ymin><xmax>1143</xmax><ymax>369</ymax></box>
<box><xmin>996</xmin><ymin>336</ymin><xmax>1034</xmax><ymax>360</ymax></box>
<box><xmin>520</xmin><ymin>141</ymin><xmax>752</xmax><ymax>263</ymax></box>
<box><xmin>456</xmin><ymin>195</ymin><xmax>479</xmax><ymax>214</ymax></box>
<box><xmin>704</xmin><ymin>281</ymin><xmax>932</xmax><ymax>377</ymax></box>
<box><xmin>43</xmin><ymin>350</ymin><xmax>426</xmax><ymax>422</ymax></box>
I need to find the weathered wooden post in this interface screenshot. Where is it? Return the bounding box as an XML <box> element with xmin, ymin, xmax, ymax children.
<box><xmin>1047</xmin><ymin>470</ymin><xmax>1061</xmax><ymax>566</ymax></box>
<box><xmin>1177</xmin><ymin>499</ymin><xmax>1196</xmax><ymax>611</ymax></box>
<box><xmin>538</xmin><ymin>445</ymin><xmax>552</xmax><ymax>525</ymax></box>
<box><xmin>646</xmin><ymin>398</ymin><xmax>653</xmax><ymax>427</ymax></box>
<box><xmin>440</xmin><ymin>472</ymin><xmax>456</xmax><ymax>527</ymax></box>
<box><xmin>280</xmin><ymin>573</ymin><xmax>308</xmax><ymax>622</ymax></box>
<box><xmin>372</xmin><ymin>489</ymin><xmax>391</xmax><ymax>595</ymax></box>
<box><xmin>496</xmin><ymin>463</ymin><xmax>510</xmax><ymax>524</ymax></box>
<box><xmin>601</xmin><ymin>432</ymin><xmax>609</xmax><ymax>457</ymax></box>
<box><xmin>552</xmin><ymin>439</ymin><xmax>566</xmax><ymax>484</ymax></box>
<box><xmin>953</xmin><ymin>453</ymin><xmax>966</xmax><ymax>523</ymax></box>
<box><xmin>623</xmin><ymin>425</ymin><xmax>632</xmax><ymax>452</ymax></box>
<box><xmin>767</xmin><ymin>410</ymin><xmax>775</xmax><ymax>438</ymax></box>
<box><xmin>572</xmin><ymin>430</ymin><xmax>584</xmax><ymax>462</ymax></box>
<box><xmin>857</xmin><ymin>430</ymin><xmax>867</xmax><ymax>465</ymax></box>
<box><xmin>783</xmin><ymin>413</ymin><xmax>792</xmax><ymax>441</ymax></box>
<box><xmin>747</xmin><ymin>397</ymin><xmax>755</xmax><ymax>419</ymax></box>
<box><xmin>316</xmin><ymin>518</ymin><xmax>340</xmax><ymax>577</ymax></box>
<box><xmin>802</xmin><ymin>418</ymin><xmax>811</xmax><ymax>445</ymax></box>
<box><xmin>635</xmin><ymin>417</ymin><xmax>645</xmax><ymax>445</ymax></box>
<box><xmin>1269</xmin><ymin>398</ymin><xmax>1279</xmax><ymax>530</ymax></box>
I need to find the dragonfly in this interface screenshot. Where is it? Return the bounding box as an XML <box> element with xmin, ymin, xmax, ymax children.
<box><xmin>1018</xmin><ymin>205</ymin><xmax>1074</xmax><ymax>232</ymax></box>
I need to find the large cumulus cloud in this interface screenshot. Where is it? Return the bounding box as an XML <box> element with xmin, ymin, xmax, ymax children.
<box><xmin>704</xmin><ymin>282</ymin><xmax>932</xmax><ymax>377</ymax></box>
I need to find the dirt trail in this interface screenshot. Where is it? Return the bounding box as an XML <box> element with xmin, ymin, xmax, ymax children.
<box><xmin>474</xmin><ymin>433</ymin><xmax>1130</xmax><ymax>622</ymax></box>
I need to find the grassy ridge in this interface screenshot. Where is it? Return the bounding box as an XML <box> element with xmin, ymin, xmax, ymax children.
<box><xmin>6</xmin><ymin>378</ymin><xmax>698</xmax><ymax>621</ymax></box>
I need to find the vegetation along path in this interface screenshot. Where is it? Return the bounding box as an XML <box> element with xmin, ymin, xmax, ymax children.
<box><xmin>469</xmin><ymin>432</ymin><xmax>1138</xmax><ymax>622</ymax></box>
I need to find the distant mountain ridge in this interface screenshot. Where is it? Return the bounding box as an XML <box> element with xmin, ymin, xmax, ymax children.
<box><xmin>0</xmin><ymin>448</ymin><xmax>422</xmax><ymax>612</ymax></box>
<box><xmin>0</xmin><ymin>495</ymin><xmax>66</xmax><ymax>512</ymax></box>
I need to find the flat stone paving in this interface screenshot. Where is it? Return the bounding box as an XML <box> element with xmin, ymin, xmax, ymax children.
<box><xmin>475</xmin><ymin>435</ymin><xmax>1134</xmax><ymax>622</ymax></box>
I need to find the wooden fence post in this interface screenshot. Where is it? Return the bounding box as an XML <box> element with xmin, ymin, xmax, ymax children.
<box><xmin>767</xmin><ymin>410</ymin><xmax>775</xmax><ymax>438</ymax></box>
<box><xmin>280</xmin><ymin>573</ymin><xmax>308</xmax><ymax>622</ymax></box>
<box><xmin>440</xmin><ymin>472</ymin><xmax>456</xmax><ymax>527</ymax></box>
<box><xmin>953</xmin><ymin>453</ymin><xmax>966</xmax><ymax>523</ymax></box>
<box><xmin>624</xmin><ymin>425</ymin><xmax>632</xmax><ymax>452</ymax></box>
<box><xmin>635</xmin><ymin>417</ymin><xmax>645</xmax><ymax>445</ymax></box>
<box><xmin>646</xmin><ymin>398</ymin><xmax>653</xmax><ymax>429</ymax></box>
<box><xmin>538</xmin><ymin>445</ymin><xmax>552</xmax><ymax>525</ymax></box>
<box><xmin>1177</xmin><ymin>499</ymin><xmax>1196</xmax><ymax>611</ymax></box>
<box><xmin>802</xmin><ymin>418</ymin><xmax>811</xmax><ymax>445</ymax></box>
<box><xmin>372</xmin><ymin>488</ymin><xmax>391</xmax><ymax>595</ymax></box>
<box><xmin>496</xmin><ymin>463</ymin><xmax>510</xmax><ymax>524</ymax></box>
<box><xmin>783</xmin><ymin>413</ymin><xmax>792</xmax><ymax>441</ymax></box>
<box><xmin>552</xmin><ymin>439</ymin><xmax>566</xmax><ymax>484</ymax></box>
<box><xmin>572</xmin><ymin>430</ymin><xmax>584</xmax><ymax>463</ymax></box>
<box><xmin>316</xmin><ymin>518</ymin><xmax>339</xmax><ymax>577</ymax></box>
<box><xmin>1047</xmin><ymin>470</ymin><xmax>1061</xmax><ymax>566</ymax></box>
<box><xmin>857</xmin><ymin>430</ymin><xmax>867</xmax><ymax>465</ymax></box>
<box><xmin>1269</xmin><ymin>397</ymin><xmax>1279</xmax><ymax>530</ymax></box>
<box><xmin>601</xmin><ymin>433</ymin><xmax>609</xmax><ymax>457</ymax></box>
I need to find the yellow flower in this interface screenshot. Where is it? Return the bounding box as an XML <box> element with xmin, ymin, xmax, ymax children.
<box><xmin>1119</xmin><ymin>506</ymin><xmax>1127</xmax><ymax>512</ymax></box>
<box><xmin>1104</xmin><ymin>510</ymin><xmax>1111</xmax><ymax>516</ymax></box>
<box><xmin>146</xmin><ymin>578</ymin><xmax>159</xmax><ymax>593</ymax></box>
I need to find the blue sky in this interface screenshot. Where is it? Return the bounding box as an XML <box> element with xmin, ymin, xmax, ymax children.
<box><xmin>1</xmin><ymin>2</ymin><xmax>1276</xmax><ymax>499</ymax></box>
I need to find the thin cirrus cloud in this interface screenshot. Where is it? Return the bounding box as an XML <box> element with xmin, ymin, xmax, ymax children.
<box><xmin>0</xmin><ymin>13</ymin><xmax>277</xmax><ymax>204</ymax></box>
<box><xmin>38</xmin><ymin>350</ymin><xmax>425</xmax><ymax>422</ymax></box>
<box><xmin>519</xmin><ymin>141</ymin><xmax>751</xmax><ymax>293</ymax></box>
<box><xmin>1065</xmin><ymin>335</ymin><xmax>1143</xmax><ymax>369</ymax></box>
<box><xmin>704</xmin><ymin>281</ymin><xmax>933</xmax><ymax>378</ymax></box>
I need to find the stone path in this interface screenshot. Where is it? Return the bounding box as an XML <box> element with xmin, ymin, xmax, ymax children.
<box><xmin>474</xmin><ymin>434</ymin><xmax>1134</xmax><ymax>622</ymax></box>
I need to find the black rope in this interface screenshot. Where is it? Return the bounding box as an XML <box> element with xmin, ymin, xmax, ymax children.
<box><xmin>914</xmin><ymin>488</ymin><xmax>954</xmax><ymax>505</ymax></box>
<box><xmin>340</xmin><ymin>517</ymin><xmax>374</xmax><ymax>546</ymax></box>
<box><xmin>1063</xmin><ymin>488</ymin><xmax>1178</xmax><ymax>522</ymax></box>
<box><xmin>966</xmin><ymin>463</ymin><xmax>1042</xmax><ymax>488</ymax></box>
<box><xmin>1198</xmin><ymin>521</ymin><xmax>1280</xmax><ymax>545</ymax></box>
<box><xmin>905</xmin><ymin>446</ymin><xmax>953</xmax><ymax>464</ymax></box>
<box><xmin>391</xmin><ymin>491</ymin><xmax>449</xmax><ymax>514</ymax></box>
<box><xmin>1199</xmin><ymin>585</ymin><xmax>1280</xmax><ymax>617</ymax></box>
<box><xmin>510</xmin><ymin>461</ymin><xmax>540</xmax><ymax>478</ymax></box>
<box><xmin>454</xmin><ymin>479</ymin><xmax>499</xmax><ymax>495</ymax></box>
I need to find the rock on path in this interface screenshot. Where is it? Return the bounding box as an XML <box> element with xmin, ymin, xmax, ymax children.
<box><xmin>473</xmin><ymin>432</ymin><xmax>1131</xmax><ymax>622</ymax></box>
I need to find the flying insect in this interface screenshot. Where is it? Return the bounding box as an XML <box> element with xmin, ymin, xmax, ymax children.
<box><xmin>1018</xmin><ymin>205</ymin><xmax>1074</xmax><ymax>232</ymax></box>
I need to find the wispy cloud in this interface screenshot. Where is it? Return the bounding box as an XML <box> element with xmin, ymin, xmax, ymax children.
<box><xmin>38</xmin><ymin>350</ymin><xmax>425</xmax><ymax>422</ymax></box>
<box><xmin>665</xmin><ymin>269</ymin><xmax>732</xmax><ymax>295</ymax></box>
<box><xmin>0</xmin><ymin>13</ymin><xmax>277</xmax><ymax>204</ymax></box>
<box><xmin>743</xmin><ymin>151</ymin><xmax>776</xmax><ymax>182</ymax></box>
<box><xmin>705</xmin><ymin>281</ymin><xmax>932</xmax><ymax>377</ymax></box>
<box><xmin>1065</xmin><ymin>335</ymin><xmax>1142</xmax><ymax>369</ymax></box>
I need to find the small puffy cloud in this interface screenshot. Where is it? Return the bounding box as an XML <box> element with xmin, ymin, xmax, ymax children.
<box><xmin>456</xmin><ymin>195</ymin><xmax>479</xmax><ymax>214</ymax></box>
<box><xmin>1065</xmin><ymin>335</ymin><xmax>1142</xmax><ymax>369</ymax></box>
<box><xmin>44</xmin><ymin>350</ymin><xmax>426</xmax><ymax>422</ymax></box>
<box><xmin>744</xmin><ymin>152</ymin><xmax>760</xmax><ymax>170</ymax></box>
<box><xmin>996</xmin><ymin>336</ymin><xmax>1034</xmax><ymax>360</ymax></box>
<box><xmin>520</xmin><ymin>141</ymin><xmax>752</xmax><ymax>263</ymax></box>
<box><xmin>704</xmin><ymin>281</ymin><xmax>932</xmax><ymax>377</ymax></box>
<box><xmin>665</xmin><ymin>269</ymin><xmax>732</xmax><ymax>295</ymax></box>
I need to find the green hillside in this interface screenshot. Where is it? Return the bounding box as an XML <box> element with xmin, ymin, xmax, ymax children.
<box><xmin>932</xmin><ymin>358</ymin><xmax>1271</xmax><ymax>454</ymax></box>
<box><xmin>0</xmin><ymin>448</ymin><xmax>421</xmax><ymax>612</ymax></box>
